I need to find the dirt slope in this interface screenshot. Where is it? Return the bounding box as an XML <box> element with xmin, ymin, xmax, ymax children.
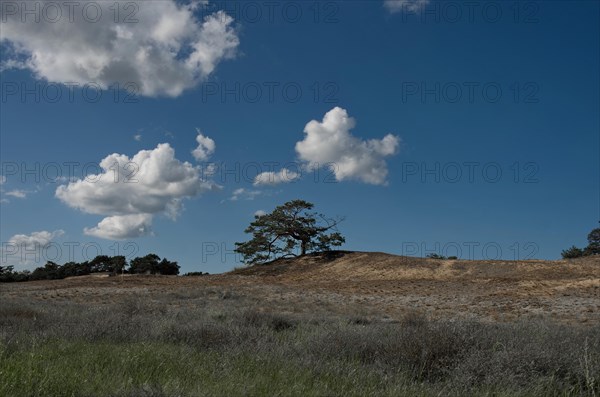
<box><xmin>230</xmin><ymin>251</ymin><xmax>600</xmax><ymax>323</ymax></box>
<box><xmin>232</xmin><ymin>251</ymin><xmax>599</xmax><ymax>283</ymax></box>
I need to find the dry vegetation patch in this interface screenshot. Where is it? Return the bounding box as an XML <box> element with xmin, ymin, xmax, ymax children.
<box><xmin>1</xmin><ymin>253</ymin><xmax>599</xmax><ymax>395</ymax></box>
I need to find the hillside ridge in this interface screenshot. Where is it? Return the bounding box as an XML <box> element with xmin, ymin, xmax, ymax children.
<box><xmin>230</xmin><ymin>250</ymin><xmax>600</xmax><ymax>283</ymax></box>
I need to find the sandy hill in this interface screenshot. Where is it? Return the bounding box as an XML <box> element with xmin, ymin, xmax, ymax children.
<box><xmin>227</xmin><ymin>251</ymin><xmax>600</xmax><ymax>323</ymax></box>
<box><xmin>231</xmin><ymin>250</ymin><xmax>600</xmax><ymax>283</ymax></box>
<box><xmin>3</xmin><ymin>251</ymin><xmax>599</xmax><ymax>324</ymax></box>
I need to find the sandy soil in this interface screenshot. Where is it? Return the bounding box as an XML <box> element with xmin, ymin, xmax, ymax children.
<box><xmin>2</xmin><ymin>252</ymin><xmax>599</xmax><ymax>324</ymax></box>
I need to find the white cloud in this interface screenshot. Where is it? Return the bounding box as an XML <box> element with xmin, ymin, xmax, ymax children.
<box><xmin>253</xmin><ymin>168</ymin><xmax>300</xmax><ymax>186</ymax></box>
<box><xmin>192</xmin><ymin>130</ymin><xmax>216</xmax><ymax>161</ymax></box>
<box><xmin>2</xmin><ymin>230</ymin><xmax>64</xmax><ymax>268</ymax></box>
<box><xmin>295</xmin><ymin>107</ymin><xmax>400</xmax><ymax>185</ymax></box>
<box><xmin>84</xmin><ymin>214</ymin><xmax>153</xmax><ymax>239</ymax></box>
<box><xmin>134</xmin><ymin>134</ymin><xmax>142</xmax><ymax>141</ymax></box>
<box><xmin>384</xmin><ymin>0</ymin><xmax>430</xmax><ymax>13</ymax></box>
<box><xmin>7</xmin><ymin>230</ymin><xmax>64</xmax><ymax>250</ymax></box>
<box><xmin>0</xmin><ymin>2</ymin><xmax>239</xmax><ymax>97</ymax></box>
<box><xmin>56</xmin><ymin>142</ymin><xmax>216</xmax><ymax>240</ymax></box>
<box><xmin>254</xmin><ymin>210</ymin><xmax>267</xmax><ymax>217</ymax></box>
<box><xmin>230</xmin><ymin>188</ymin><xmax>262</xmax><ymax>201</ymax></box>
<box><xmin>5</xmin><ymin>189</ymin><xmax>27</xmax><ymax>198</ymax></box>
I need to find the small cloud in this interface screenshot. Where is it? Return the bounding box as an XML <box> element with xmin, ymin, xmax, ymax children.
<box><xmin>230</xmin><ymin>188</ymin><xmax>262</xmax><ymax>201</ymax></box>
<box><xmin>134</xmin><ymin>134</ymin><xmax>142</xmax><ymax>141</ymax></box>
<box><xmin>5</xmin><ymin>189</ymin><xmax>27</xmax><ymax>199</ymax></box>
<box><xmin>2</xmin><ymin>230</ymin><xmax>65</xmax><ymax>267</ymax></box>
<box><xmin>253</xmin><ymin>168</ymin><xmax>300</xmax><ymax>186</ymax></box>
<box><xmin>192</xmin><ymin>130</ymin><xmax>216</xmax><ymax>161</ymax></box>
<box><xmin>7</xmin><ymin>230</ymin><xmax>65</xmax><ymax>249</ymax></box>
<box><xmin>384</xmin><ymin>0</ymin><xmax>430</xmax><ymax>13</ymax></box>
<box><xmin>254</xmin><ymin>210</ymin><xmax>267</xmax><ymax>217</ymax></box>
<box><xmin>0</xmin><ymin>198</ymin><xmax>9</xmax><ymax>204</ymax></box>
<box><xmin>84</xmin><ymin>214</ymin><xmax>153</xmax><ymax>240</ymax></box>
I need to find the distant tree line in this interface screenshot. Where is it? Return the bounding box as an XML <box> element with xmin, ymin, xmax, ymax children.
<box><xmin>561</xmin><ymin>228</ymin><xmax>600</xmax><ymax>259</ymax></box>
<box><xmin>0</xmin><ymin>253</ymin><xmax>180</xmax><ymax>282</ymax></box>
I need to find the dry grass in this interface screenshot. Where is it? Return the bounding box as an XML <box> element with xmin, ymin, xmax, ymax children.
<box><xmin>1</xmin><ymin>252</ymin><xmax>599</xmax><ymax>395</ymax></box>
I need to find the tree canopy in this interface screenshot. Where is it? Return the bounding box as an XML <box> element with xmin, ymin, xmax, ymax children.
<box><xmin>235</xmin><ymin>200</ymin><xmax>345</xmax><ymax>265</ymax></box>
<box><xmin>585</xmin><ymin>228</ymin><xmax>600</xmax><ymax>256</ymax></box>
<box><xmin>129</xmin><ymin>254</ymin><xmax>180</xmax><ymax>275</ymax></box>
<box><xmin>561</xmin><ymin>227</ymin><xmax>600</xmax><ymax>259</ymax></box>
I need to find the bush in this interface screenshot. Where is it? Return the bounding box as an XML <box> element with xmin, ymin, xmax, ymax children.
<box><xmin>239</xmin><ymin>309</ymin><xmax>297</xmax><ymax>332</ymax></box>
<box><xmin>584</xmin><ymin>243</ymin><xmax>600</xmax><ymax>256</ymax></box>
<box><xmin>184</xmin><ymin>272</ymin><xmax>209</xmax><ymax>276</ymax></box>
<box><xmin>426</xmin><ymin>253</ymin><xmax>446</xmax><ymax>260</ymax></box>
<box><xmin>562</xmin><ymin>245</ymin><xmax>584</xmax><ymax>259</ymax></box>
<box><xmin>561</xmin><ymin>227</ymin><xmax>600</xmax><ymax>259</ymax></box>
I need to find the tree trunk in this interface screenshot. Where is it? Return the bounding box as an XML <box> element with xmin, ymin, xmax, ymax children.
<box><xmin>301</xmin><ymin>240</ymin><xmax>307</xmax><ymax>256</ymax></box>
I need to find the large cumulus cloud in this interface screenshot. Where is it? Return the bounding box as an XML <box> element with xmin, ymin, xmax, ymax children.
<box><xmin>0</xmin><ymin>1</ymin><xmax>239</xmax><ymax>97</ymax></box>
<box><xmin>56</xmin><ymin>143</ymin><xmax>215</xmax><ymax>239</ymax></box>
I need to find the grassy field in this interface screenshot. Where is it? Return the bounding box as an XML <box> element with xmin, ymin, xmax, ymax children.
<box><xmin>1</xmin><ymin>253</ymin><xmax>599</xmax><ymax>396</ymax></box>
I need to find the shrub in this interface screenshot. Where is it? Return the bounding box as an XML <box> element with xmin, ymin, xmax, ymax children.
<box><xmin>239</xmin><ymin>309</ymin><xmax>297</xmax><ymax>332</ymax></box>
<box><xmin>426</xmin><ymin>253</ymin><xmax>446</xmax><ymax>260</ymax></box>
<box><xmin>561</xmin><ymin>227</ymin><xmax>600</xmax><ymax>259</ymax></box>
<box><xmin>184</xmin><ymin>272</ymin><xmax>209</xmax><ymax>276</ymax></box>
<box><xmin>562</xmin><ymin>245</ymin><xmax>584</xmax><ymax>259</ymax></box>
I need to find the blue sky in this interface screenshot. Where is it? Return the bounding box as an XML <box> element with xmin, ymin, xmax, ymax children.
<box><xmin>1</xmin><ymin>0</ymin><xmax>598</xmax><ymax>273</ymax></box>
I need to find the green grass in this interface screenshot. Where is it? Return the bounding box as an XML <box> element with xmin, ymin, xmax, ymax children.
<box><xmin>0</xmin><ymin>341</ymin><xmax>428</xmax><ymax>397</ymax></box>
